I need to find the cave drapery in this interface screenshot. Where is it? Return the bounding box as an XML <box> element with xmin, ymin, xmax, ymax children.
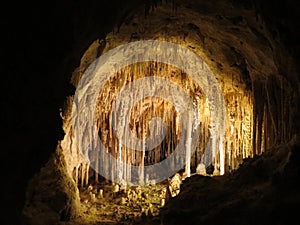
<box><xmin>59</xmin><ymin>0</ymin><xmax>297</xmax><ymax>187</ymax></box>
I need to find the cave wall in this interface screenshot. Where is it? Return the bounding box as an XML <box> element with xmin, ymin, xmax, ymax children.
<box><xmin>60</xmin><ymin>0</ymin><xmax>299</xmax><ymax>186</ymax></box>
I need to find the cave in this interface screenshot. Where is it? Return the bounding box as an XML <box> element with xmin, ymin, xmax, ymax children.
<box><xmin>4</xmin><ymin>0</ymin><xmax>300</xmax><ymax>225</ymax></box>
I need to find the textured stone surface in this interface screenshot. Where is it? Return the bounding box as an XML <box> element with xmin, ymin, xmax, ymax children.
<box><xmin>60</xmin><ymin>0</ymin><xmax>299</xmax><ymax>187</ymax></box>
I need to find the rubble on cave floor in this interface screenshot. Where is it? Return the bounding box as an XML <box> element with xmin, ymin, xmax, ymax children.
<box><xmin>71</xmin><ymin>181</ymin><xmax>169</xmax><ymax>225</ymax></box>
<box><xmin>70</xmin><ymin>170</ymin><xmax>219</xmax><ymax>225</ymax></box>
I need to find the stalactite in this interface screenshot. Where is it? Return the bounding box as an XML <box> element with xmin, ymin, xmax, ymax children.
<box><xmin>74</xmin><ymin>165</ymin><xmax>79</xmax><ymax>185</ymax></box>
<box><xmin>80</xmin><ymin>163</ymin><xmax>84</xmax><ymax>187</ymax></box>
<box><xmin>94</xmin><ymin>148</ymin><xmax>99</xmax><ymax>183</ymax></box>
<box><xmin>185</xmin><ymin>111</ymin><xmax>192</xmax><ymax>177</ymax></box>
<box><xmin>85</xmin><ymin>163</ymin><xmax>89</xmax><ymax>186</ymax></box>
<box><xmin>252</xmin><ymin>80</ymin><xmax>264</xmax><ymax>155</ymax></box>
<box><xmin>68</xmin><ymin>56</ymin><xmax>269</xmax><ymax>187</ymax></box>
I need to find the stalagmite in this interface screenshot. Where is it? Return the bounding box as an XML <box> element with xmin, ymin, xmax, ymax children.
<box><xmin>89</xmin><ymin>192</ymin><xmax>96</xmax><ymax>203</ymax></box>
<box><xmin>196</xmin><ymin>163</ymin><xmax>206</xmax><ymax>175</ymax></box>
<box><xmin>98</xmin><ymin>189</ymin><xmax>103</xmax><ymax>198</ymax></box>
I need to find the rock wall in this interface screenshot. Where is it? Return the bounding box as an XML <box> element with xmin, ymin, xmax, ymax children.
<box><xmin>22</xmin><ymin>145</ymin><xmax>81</xmax><ymax>225</ymax></box>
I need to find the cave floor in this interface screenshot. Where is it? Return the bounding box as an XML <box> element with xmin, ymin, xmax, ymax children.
<box><xmin>70</xmin><ymin>182</ymin><xmax>168</xmax><ymax>225</ymax></box>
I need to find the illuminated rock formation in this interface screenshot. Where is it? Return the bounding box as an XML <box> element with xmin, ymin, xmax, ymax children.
<box><xmin>19</xmin><ymin>0</ymin><xmax>299</xmax><ymax>225</ymax></box>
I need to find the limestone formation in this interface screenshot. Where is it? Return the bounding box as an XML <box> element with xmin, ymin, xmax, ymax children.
<box><xmin>168</xmin><ymin>173</ymin><xmax>181</xmax><ymax>197</ymax></box>
<box><xmin>21</xmin><ymin>1</ymin><xmax>300</xmax><ymax>225</ymax></box>
<box><xmin>196</xmin><ymin>163</ymin><xmax>206</xmax><ymax>175</ymax></box>
<box><xmin>58</xmin><ymin>0</ymin><xmax>296</xmax><ymax>188</ymax></box>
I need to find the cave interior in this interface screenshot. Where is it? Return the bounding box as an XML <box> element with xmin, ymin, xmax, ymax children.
<box><xmin>3</xmin><ymin>0</ymin><xmax>300</xmax><ymax>225</ymax></box>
